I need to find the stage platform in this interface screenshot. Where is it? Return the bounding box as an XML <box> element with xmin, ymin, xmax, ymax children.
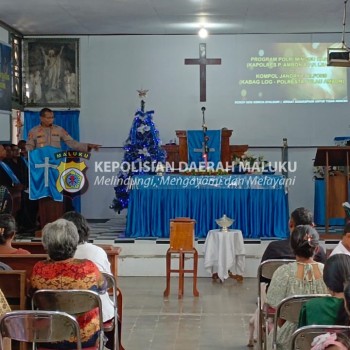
<box><xmin>14</xmin><ymin>216</ymin><xmax>342</xmax><ymax>278</ymax></box>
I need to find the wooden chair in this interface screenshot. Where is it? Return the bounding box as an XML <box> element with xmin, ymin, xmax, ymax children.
<box><xmin>0</xmin><ymin>310</ymin><xmax>82</xmax><ymax>350</ymax></box>
<box><xmin>32</xmin><ymin>289</ymin><xmax>104</xmax><ymax>350</ymax></box>
<box><xmin>101</xmin><ymin>272</ymin><xmax>121</xmax><ymax>350</ymax></box>
<box><xmin>0</xmin><ymin>270</ymin><xmax>26</xmax><ymax>311</ymax></box>
<box><xmin>291</xmin><ymin>325</ymin><xmax>350</xmax><ymax>350</ymax></box>
<box><xmin>163</xmin><ymin>218</ymin><xmax>199</xmax><ymax>298</ymax></box>
<box><xmin>272</xmin><ymin>294</ymin><xmax>330</xmax><ymax>350</ymax></box>
<box><xmin>257</xmin><ymin>259</ymin><xmax>295</xmax><ymax>350</ymax></box>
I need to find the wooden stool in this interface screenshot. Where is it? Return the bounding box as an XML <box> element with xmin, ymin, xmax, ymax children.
<box><xmin>163</xmin><ymin>218</ymin><xmax>199</xmax><ymax>299</ymax></box>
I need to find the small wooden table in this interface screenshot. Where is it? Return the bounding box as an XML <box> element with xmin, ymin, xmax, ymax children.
<box><xmin>203</xmin><ymin>229</ymin><xmax>245</xmax><ymax>282</ymax></box>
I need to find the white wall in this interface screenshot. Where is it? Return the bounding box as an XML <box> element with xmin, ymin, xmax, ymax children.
<box><xmin>77</xmin><ymin>33</ymin><xmax>349</xmax><ymax>218</ymax></box>
<box><xmin>79</xmin><ymin>34</ymin><xmax>350</xmax><ymax>146</ymax></box>
<box><xmin>0</xmin><ymin>27</ymin><xmax>8</xmax><ymax>43</ymax></box>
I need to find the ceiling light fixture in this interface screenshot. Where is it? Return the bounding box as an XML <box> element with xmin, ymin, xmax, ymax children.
<box><xmin>198</xmin><ymin>27</ymin><xmax>208</xmax><ymax>39</ymax></box>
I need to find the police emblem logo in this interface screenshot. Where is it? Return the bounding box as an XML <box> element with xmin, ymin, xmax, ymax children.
<box><xmin>56</xmin><ymin>160</ymin><xmax>88</xmax><ymax>194</ymax></box>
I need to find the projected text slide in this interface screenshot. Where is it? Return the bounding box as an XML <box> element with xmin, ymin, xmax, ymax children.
<box><xmin>234</xmin><ymin>43</ymin><xmax>347</xmax><ymax>105</ymax></box>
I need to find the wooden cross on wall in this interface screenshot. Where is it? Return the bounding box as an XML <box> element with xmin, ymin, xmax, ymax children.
<box><xmin>184</xmin><ymin>43</ymin><xmax>222</xmax><ymax>102</ymax></box>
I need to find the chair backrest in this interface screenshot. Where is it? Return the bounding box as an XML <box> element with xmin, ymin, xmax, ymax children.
<box><xmin>291</xmin><ymin>325</ymin><xmax>350</xmax><ymax>350</ymax></box>
<box><xmin>0</xmin><ymin>310</ymin><xmax>82</xmax><ymax>350</ymax></box>
<box><xmin>169</xmin><ymin>218</ymin><xmax>196</xmax><ymax>250</ymax></box>
<box><xmin>0</xmin><ymin>270</ymin><xmax>26</xmax><ymax>310</ymax></box>
<box><xmin>256</xmin><ymin>259</ymin><xmax>295</xmax><ymax>350</ymax></box>
<box><xmin>257</xmin><ymin>259</ymin><xmax>295</xmax><ymax>307</ymax></box>
<box><xmin>101</xmin><ymin>272</ymin><xmax>120</xmax><ymax>350</ymax></box>
<box><xmin>258</xmin><ymin>259</ymin><xmax>296</xmax><ymax>281</ymax></box>
<box><xmin>102</xmin><ymin>272</ymin><xmax>117</xmax><ymax>310</ymax></box>
<box><xmin>272</xmin><ymin>294</ymin><xmax>330</xmax><ymax>348</ymax></box>
<box><xmin>32</xmin><ymin>289</ymin><xmax>104</xmax><ymax>350</ymax></box>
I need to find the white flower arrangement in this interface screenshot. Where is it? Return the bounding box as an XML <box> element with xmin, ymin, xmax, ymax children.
<box><xmin>232</xmin><ymin>151</ymin><xmax>267</xmax><ymax>173</ymax></box>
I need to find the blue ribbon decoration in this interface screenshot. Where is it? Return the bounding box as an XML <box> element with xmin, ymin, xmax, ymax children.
<box><xmin>0</xmin><ymin>161</ymin><xmax>21</xmax><ymax>185</ymax></box>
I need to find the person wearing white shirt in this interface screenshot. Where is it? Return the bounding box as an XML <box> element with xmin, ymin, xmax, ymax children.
<box><xmin>61</xmin><ymin>211</ymin><xmax>114</xmax><ymax>322</ymax></box>
<box><xmin>330</xmin><ymin>222</ymin><xmax>350</xmax><ymax>257</ymax></box>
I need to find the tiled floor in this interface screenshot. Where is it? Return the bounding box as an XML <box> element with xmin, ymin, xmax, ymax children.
<box><xmin>118</xmin><ymin>276</ymin><xmax>257</xmax><ymax>350</ymax></box>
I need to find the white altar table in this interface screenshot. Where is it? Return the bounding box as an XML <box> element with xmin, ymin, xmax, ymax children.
<box><xmin>203</xmin><ymin>229</ymin><xmax>246</xmax><ymax>282</ymax></box>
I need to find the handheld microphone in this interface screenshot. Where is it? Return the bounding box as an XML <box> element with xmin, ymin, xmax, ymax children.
<box><xmin>201</xmin><ymin>107</ymin><xmax>206</xmax><ymax>112</ymax></box>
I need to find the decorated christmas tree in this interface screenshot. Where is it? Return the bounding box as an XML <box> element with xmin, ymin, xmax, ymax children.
<box><xmin>110</xmin><ymin>90</ymin><xmax>166</xmax><ymax>213</ymax></box>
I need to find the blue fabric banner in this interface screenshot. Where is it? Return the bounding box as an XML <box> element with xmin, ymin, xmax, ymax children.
<box><xmin>24</xmin><ymin>110</ymin><xmax>81</xmax><ymax>211</ymax></box>
<box><xmin>187</xmin><ymin>130</ymin><xmax>221</xmax><ymax>166</ymax></box>
<box><xmin>28</xmin><ymin>146</ymin><xmax>64</xmax><ymax>202</ymax></box>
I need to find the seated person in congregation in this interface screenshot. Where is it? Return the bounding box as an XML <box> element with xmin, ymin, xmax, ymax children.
<box><xmin>0</xmin><ymin>144</ymin><xmax>22</xmax><ymax>216</ymax></box>
<box><xmin>329</xmin><ymin>222</ymin><xmax>350</xmax><ymax>257</ymax></box>
<box><xmin>299</xmin><ymin>254</ymin><xmax>350</xmax><ymax>327</ymax></box>
<box><xmin>260</xmin><ymin>207</ymin><xmax>326</xmax><ymax>284</ymax></box>
<box><xmin>0</xmin><ymin>185</ymin><xmax>12</xmax><ymax>214</ymax></box>
<box><xmin>30</xmin><ymin>219</ymin><xmax>106</xmax><ymax>349</ymax></box>
<box><xmin>0</xmin><ymin>214</ymin><xmax>30</xmax><ymax>254</ymax></box>
<box><xmin>62</xmin><ymin>211</ymin><xmax>114</xmax><ymax>322</ymax></box>
<box><xmin>62</xmin><ymin>211</ymin><xmax>117</xmax><ymax>350</ymax></box>
<box><xmin>308</xmin><ymin>280</ymin><xmax>350</xmax><ymax>350</ymax></box>
<box><xmin>266</xmin><ymin>225</ymin><xmax>328</xmax><ymax>350</ymax></box>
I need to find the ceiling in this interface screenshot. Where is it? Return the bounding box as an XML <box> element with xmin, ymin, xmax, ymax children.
<box><xmin>0</xmin><ymin>0</ymin><xmax>347</xmax><ymax>36</ymax></box>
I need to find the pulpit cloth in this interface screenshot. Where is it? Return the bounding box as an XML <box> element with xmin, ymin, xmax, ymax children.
<box><xmin>187</xmin><ymin>130</ymin><xmax>221</xmax><ymax>166</ymax></box>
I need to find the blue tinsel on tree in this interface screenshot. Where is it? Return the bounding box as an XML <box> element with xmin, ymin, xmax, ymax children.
<box><xmin>110</xmin><ymin>100</ymin><xmax>166</xmax><ymax>213</ymax></box>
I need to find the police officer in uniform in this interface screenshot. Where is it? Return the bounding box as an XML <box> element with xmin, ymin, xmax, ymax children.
<box><xmin>26</xmin><ymin>108</ymin><xmax>100</xmax><ymax>152</ymax></box>
<box><xmin>26</xmin><ymin>108</ymin><xmax>100</xmax><ymax>229</ymax></box>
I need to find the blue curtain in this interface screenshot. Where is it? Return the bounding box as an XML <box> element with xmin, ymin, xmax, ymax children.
<box><xmin>23</xmin><ymin>110</ymin><xmax>81</xmax><ymax>211</ymax></box>
<box><xmin>23</xmin><ymin>110</ymin><xmax>80</xmax><ymax>149</ymax></box>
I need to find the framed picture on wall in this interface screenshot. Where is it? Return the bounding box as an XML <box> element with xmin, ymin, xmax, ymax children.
<box><xmin>23</xmin><ymin>38</ymin><xmax>80</xmax><ymax>107</ymax></box>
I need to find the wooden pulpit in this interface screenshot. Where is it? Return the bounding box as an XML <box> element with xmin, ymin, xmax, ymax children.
<box><xmin>314</xmin><ymin>147</ymin><xmax>350</xmax><ymax>233</ymax></box>
<box><xmin>162</xmin><ymin>129</ymin><xmax>248</xmax><ymax>168</ymax></box>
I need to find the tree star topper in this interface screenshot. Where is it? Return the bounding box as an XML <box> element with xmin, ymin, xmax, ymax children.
<box><xmin>137</xmin><ymin>89</ymin><xmax>149</xmax><ymax>99</ymax></box>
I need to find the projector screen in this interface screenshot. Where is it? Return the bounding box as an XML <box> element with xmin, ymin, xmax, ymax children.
<box><xmin>233</xmin><ymin>43</ymin><xmax>347</xmax><ymax>105</ymax></box>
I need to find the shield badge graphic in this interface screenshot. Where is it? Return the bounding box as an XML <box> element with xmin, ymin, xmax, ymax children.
<box><xmin>56</xmin><ymin>160</ymin><xmax>88</xmax><ymax>194</ymax></box>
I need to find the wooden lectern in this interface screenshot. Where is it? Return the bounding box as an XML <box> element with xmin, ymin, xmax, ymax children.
<box><xmin>314</xmin><ymin>147</ymin><xmax>350</xmax><ymax>234</ymax></box>
<box><xmin>162</xmin><ymin>129</ymin><xmax>248</xmax><ymax>168</ymax></box>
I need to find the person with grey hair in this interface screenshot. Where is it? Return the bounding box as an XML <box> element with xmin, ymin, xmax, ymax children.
<box><xmin>30</xmin><ymin>218</ymin><xmax>106</xmax><ymax>349</ymax></box>
<box><xmin>62</xmin><ymin>211</ymin><xmax>114</xmax><ymax>321</ymax></box>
